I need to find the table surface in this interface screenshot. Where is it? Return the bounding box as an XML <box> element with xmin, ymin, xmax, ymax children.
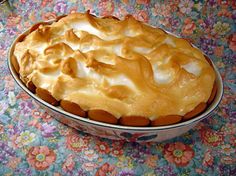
<box><xmin>0</xmin><ymin>0</ymin><xmax>235</xmax><ymax>175</ymax></box>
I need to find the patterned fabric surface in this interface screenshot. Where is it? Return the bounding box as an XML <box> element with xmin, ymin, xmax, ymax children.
<box><xmin>0</xmin><ymin>0</ymin><xmax>235</xmax><ymax>175</ymax></box>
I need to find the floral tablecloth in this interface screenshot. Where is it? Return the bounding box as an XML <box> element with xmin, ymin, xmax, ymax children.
<box><xmin>0</xmin><ymin>0</ymin><xmax>235</xmax><ymax>175</ymax></box>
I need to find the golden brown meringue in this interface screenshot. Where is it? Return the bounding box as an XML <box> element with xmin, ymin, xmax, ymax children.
<box><xmin>13</xmin><ymin>12</ymin><xmax>216</xmax><ymax>120</ymax></box>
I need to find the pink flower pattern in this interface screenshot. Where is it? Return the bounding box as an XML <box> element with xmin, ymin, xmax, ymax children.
<box><xmin>62</xmin><ymin>154</ymin><xmax>75</xmax><ymax>172</ymax></box>
<box><xmin>66</xmin><ymin>133</ymin><xmax>89</xmax><ymax>152</ymax></box>
<box><xmin>27</xmin><ymin>146</ymin><xmax>56</xmax><ymax>170</ymax></box>
<box><xmin>178</xmin><ymin>0</ymin><xmax>194</xmax><ymax>14</ymax></box>
<box><xmin>98</xmin><ymin>0</ymin><xmax>115</xmax><ymax>16</ymax></box>
<box><xmin>164</xmin><ymin>142</ymin><xmax>195</xmax><ymax>167</ymax></box>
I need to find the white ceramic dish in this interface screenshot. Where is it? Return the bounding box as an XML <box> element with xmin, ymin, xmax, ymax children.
<box><xmin>8</xmin><ymin>19</ymin><xmax>223</xmax><ymax>142</ymax></box>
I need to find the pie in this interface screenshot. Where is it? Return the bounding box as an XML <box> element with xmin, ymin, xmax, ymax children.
<box><xmin>11</xmin><ymin>12</ymin><xmax>217</xmax><ymax>126</ymax></box>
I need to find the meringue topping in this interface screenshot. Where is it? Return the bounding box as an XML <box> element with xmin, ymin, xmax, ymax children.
<box><xmin>13</xmin><ymin>13</ymin><xmax>216</xmax><ymax>119</ymax></box>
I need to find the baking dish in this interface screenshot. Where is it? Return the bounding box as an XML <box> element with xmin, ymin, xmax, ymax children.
<box><xmin>8</xmin><ymin>19</ymin><xmax>223</xmax><ymax>142</ymax></box>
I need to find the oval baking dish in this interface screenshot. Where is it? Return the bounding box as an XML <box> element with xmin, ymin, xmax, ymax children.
<box><xmin>8</xmin><ymin>15</ymin><xmax>223</xmax><ymax>142</ymax></box>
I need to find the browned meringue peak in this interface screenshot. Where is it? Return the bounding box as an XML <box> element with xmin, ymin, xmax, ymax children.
<box><xmin>14</xmin><ymin>12</ymin><xmax>216</xmax><ymax>119</ymax></box>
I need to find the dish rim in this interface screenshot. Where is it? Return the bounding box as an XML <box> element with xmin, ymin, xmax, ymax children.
<box><xmin>7</xmin><ymin>18</ymin><xmax>224</xmax><ymax>131</ymax></box>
